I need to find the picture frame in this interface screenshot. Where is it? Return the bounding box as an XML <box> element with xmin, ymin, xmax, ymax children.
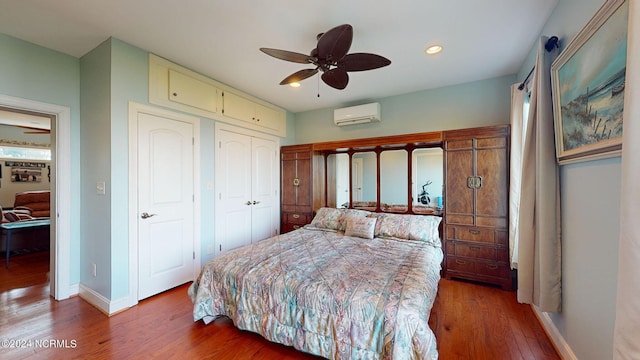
<box><xmin>551</xmin><ymin>0</ymin><xmax>628</xmax><ymax>164</ymax></box>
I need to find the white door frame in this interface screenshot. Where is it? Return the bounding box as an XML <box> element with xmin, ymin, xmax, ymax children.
<box><xmin>0</xmin><ymin>94</ymin><xmax>71</xmax><ymax>300</ymax></box>
<box><xmin>127</xmin><ymin>102</ymin><xmax>201</xmax><ymax>307</ymax></box>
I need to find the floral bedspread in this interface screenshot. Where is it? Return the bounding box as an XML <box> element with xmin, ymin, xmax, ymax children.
<box><xmin>189</xmin><ymin>228</ymin><xmax>443</xmax><ymax>359</ymax></box>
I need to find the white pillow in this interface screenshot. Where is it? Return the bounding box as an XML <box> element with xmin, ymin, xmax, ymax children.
<box><xmin>344</xmin><ymin>215</ymin><xmax>377</xmax><ymax>239</ymax></box>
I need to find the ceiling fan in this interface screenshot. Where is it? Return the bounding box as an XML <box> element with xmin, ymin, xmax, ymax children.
<box><xmin>260</xmin><ymin>24</ymin><xmax>391</xmax><ymax>90</ymax></box>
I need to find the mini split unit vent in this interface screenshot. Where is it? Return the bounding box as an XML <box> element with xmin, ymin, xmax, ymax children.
<box><xmin>334</xmin><ymin>102</ymin><xmax>380</xmax><ymax>126</ymax></box>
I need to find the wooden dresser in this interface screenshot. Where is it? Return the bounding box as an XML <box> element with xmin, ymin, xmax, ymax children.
<box><xmin>443</xmin><ymin>125</ymin><xmax>512</xmax><ymax>290</ymax></box>
<box><xmin>280</xmin><ymin>144</ymin><xmax>325</xmax><ymax>233</ymax></box>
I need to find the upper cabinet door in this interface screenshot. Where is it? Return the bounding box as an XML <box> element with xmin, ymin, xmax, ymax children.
<box><xmin>475</xmin><ymin>136</ymin><xmax>508</xmax><ymax>228</ymax></box>
<box><xmin>222</xmin><ymin>91</ymin><xmax>256</xmax><ymax>124</ymax></box>
<box><xmin>444</xmin><ymin>139</ymin><xmax>475</xmax><ymax>225</ymax></box>
<box><xmin>168</xmin><ymin>69</ymin><xmax>219</xmax><ymax>113</ymax></box>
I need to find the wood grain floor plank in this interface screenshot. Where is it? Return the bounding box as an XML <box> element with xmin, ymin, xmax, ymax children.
<box><xmin>1</xmin><ymin>251</ymin><xmax>560</xmax><ymax>359</ymax></box>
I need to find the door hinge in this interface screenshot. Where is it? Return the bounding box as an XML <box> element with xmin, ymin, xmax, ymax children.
<box><xmin>219</xmin><ymin>244</ymin><xmax>222</xmax><ymax>252</ymax></box>
<box><xmin>219</xmin><ymin>141</ymin><xmax>222</xmax><ymax>149</ymax></box>
<box><xmin>193</xmin><ymin>251</ymin><xmax>195</xmax><ymax>260</ymax></box>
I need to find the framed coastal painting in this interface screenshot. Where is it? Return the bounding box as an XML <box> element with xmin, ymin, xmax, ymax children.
<box><xmin>551</xmin><ymin>0</ymin><xmax>628</xmax><ymax>164</ymax></box>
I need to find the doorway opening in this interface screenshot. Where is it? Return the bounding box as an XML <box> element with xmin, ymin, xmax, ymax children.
<box><xmin>0</xmin><ymin>94</ymin><xmax>72</xmax><ymax>301</ymax></box>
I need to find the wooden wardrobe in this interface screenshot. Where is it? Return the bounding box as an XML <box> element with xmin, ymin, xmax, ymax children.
<box><xmin>443</xmin><ymin>125</ymin><xmax>511</xmax><ymax>290</ymax></box>
<box><xmin>280</xmin><ymin>144</ymin><xmax>325</xmax><ymax>233</ymax></box>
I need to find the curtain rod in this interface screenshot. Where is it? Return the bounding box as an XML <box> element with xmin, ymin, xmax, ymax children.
<box><xmin>518</xmin><ymin>36</ymin><xmax>559</xmax><ymax>90</ymax></box>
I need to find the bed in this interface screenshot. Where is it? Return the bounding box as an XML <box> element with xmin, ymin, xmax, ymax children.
<box><xmin>189</xmin><ymin>208</ymin><xmax>443</xmax><ymax>359</ymax></box>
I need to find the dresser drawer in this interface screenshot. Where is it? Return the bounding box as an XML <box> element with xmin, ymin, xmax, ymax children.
<box><xmin>447</xmin><ymin>241</ymin><xmax>502</xmax><ymax>261</ymax></box>
<box><xmin>284</xmin><ymin>212</ymin><xmax>312</xmax><ymax>225</ymax></box>
<box><xmin>446</xmin><ymin>226</ymin><xmax>496</xmax><ymax>244</ymax></box>
<box><xmin>281</xmin><ymin>223</ymin><xmax>305</xmax><ymax>233</ymax></box>
<box><xmin>474</xmin><ymin>260</ymin><xmax>511</xmax><ymax>279</ymax></box>
<box><xmin>446</xmin><ymin>256</ymin><xmax>511</xmax><ymax>280</ymax></box>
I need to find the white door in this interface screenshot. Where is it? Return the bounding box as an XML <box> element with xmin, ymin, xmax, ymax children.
<box><xmin>215</xmin><ymin>129</ymin><xmax>253</xmax><ymax>254</ymax></box>
<box><xmin>215</xmin><ymin>126</ymin><xmax>278</xmax><ymax>255</ymax></box>
<box><xmin>138</xmin><ymin>112</ymin><xmax>194</xmax><ymax>300</ymax></box>
<box><xmin>250</xmin><ymin>136</ymin><xmax>278</xmax><ymax>242</ymax></box>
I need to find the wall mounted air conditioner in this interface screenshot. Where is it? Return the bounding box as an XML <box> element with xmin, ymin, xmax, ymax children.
<box><xmin>334</xmin><ymin>102</ymin><xmax>380</xmax><ymax>126</ymax></box>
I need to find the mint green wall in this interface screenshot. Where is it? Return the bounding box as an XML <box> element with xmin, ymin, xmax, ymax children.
<box><xmin>110</xmin><ymin>39</ymin><xmax>149</xmax><ymax>299</ymax></box>
<box><xmin>0</xmin><ymin>33</ymin><xmax>82</xmax><ymax>286</ymax></box>
<box><xmin>518</xmin><ymin>0</ymin><xmax>622</xmax><ymax>359</ymax></box>
<box><xmin>293</xmin><ymin>75</ymin><xmax>515</xmax><ymax>143</ymax></box>
<box><xmin>80</xmin><ymin>39</ymin><xmax>112</xmax><ymax>297</ymax></box>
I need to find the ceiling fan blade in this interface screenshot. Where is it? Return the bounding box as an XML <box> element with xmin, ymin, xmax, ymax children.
<box><xmin>260</xmin><ymin>48</ymin><xmax>313</xmax><ymax>64</ymax></box>
<box><xmin>321</xmin><ymin>68</ymin><xmax>349</xmax><ymax>90</ymax></box>
<box><xmin>316</xmin><ymin>24</ymin><xmax>353</xmax><ymax>62</ymax></box>
<box><xmin>17</xmin><ymin>125</ymin><xmax>50</xmax><ymax>133</ymax></box>
<box><xmin>338</xmin><ymin>53</ymin><xmax>392</xmax><ymax>72</ymax></box>
<box><xmin>279</xmin><ymin>68</ymin><xmax>319</xmax><ymax>85</ymax></box>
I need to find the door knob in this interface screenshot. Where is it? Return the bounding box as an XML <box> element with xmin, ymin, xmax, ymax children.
<box><xmin>141</xmin><ymin>212</ymin><xmax>157</xmax><ymax>219</ymax></box>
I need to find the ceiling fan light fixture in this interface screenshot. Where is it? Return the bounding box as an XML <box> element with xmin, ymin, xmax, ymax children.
<box><xmin>425</xmin><ymin>44</ymin><xmax>443</xmax><ymax>55</ymax></box>
<box><xmin>261</xmin><ymin>24</ymin><xmax>391</xmax><ymax>91</ymax></box>
<box><xmin>289</xmin><ymin>82</ymin><xmax>301</xmax><ymax>88</ymax></box>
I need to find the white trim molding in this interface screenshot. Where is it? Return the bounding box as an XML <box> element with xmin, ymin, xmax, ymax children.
<box><xmin>0</xmin><ymin>94</ymin><xmax>72</xmax><ymax>300</ymax></box>
<box><xmin>532</xmin><ymin>306</ymin><xmax>578</xmax><ymax>360</ymax></box>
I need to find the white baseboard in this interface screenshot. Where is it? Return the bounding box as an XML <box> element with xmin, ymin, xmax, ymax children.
<box><xmin>532</xmin><ymin>305</ymin><xmax>578</xmax><ymax>360</ymax></box>
<box><xmin>69</xmin><ymin>283</ymin><xmax>79</xmax><ymax>296</ymax></box>
<box><xmin>78</xmin><ymin>284</ymin><xmax>135</xmax><ymax>316</ymax></box>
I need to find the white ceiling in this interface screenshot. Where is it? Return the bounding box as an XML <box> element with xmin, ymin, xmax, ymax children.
<box><xmin>0</xmin><ymin>0</ymin><xmax>558</xmax><ymax>114</ymax></box>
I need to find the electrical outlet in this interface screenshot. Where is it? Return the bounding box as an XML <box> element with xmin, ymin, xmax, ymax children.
<box><xmin>96</xmin><ymin>181</ymin><xmax>106</xmax><ymax>195</ymax></box>
<box><xmin>91</xmin><ymin>263</ymin><xmax>97</xmax><ymax>277</ymax></box>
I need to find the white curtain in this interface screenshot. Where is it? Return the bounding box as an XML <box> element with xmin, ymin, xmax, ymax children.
<box><xmin>613</xmin><ymin>0</ymin><xmax>640</xmax><ymax>357</ymax></box>
<box><xmin>508</xmin><ymin>83</ymin><xmax>526</xmax><ymax>269</ymax></box>
<box><xmin>514</xmin><ymin>37</ymin><xmax>562</xmax><ymax>312</ymax></box>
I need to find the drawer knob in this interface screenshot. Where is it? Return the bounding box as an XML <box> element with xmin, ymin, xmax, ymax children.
<box><xmin>292</xmin><ymin>214</ymin><xmax>300</xmax><ymax>219</ymax></box>
<box><xmin>455</xmin><ymin>259</ymin><xmax>467</xmax><ymax>265</ymax></box>
<box><xmin>487</xmin><ymin>264</ymin><xmax>498</xmax><ymax>270</ymax></box>
<box><xmin>293</xmin><ymin>225</ymin><xmax>300</xmax><ymax>229</ymax></box>
<box><xmin>469</xmin><ymin>229</ymin><xmax>480</xmax><ymax>235</ymax></box>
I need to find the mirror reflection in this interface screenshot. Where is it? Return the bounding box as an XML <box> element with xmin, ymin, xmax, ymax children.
<box><xmin>326</xmin><ymin>146</ymin><xmax>443</xmax><ymax>214</ymax></box>
<box><xmin>351</xmin><ymin>151</ymin><xmax>377</xmax><ymax>210</ymax></box>
<box><xmin>326</xmin><ymin>153</ymin><xmax>350</xmax><ymax>208</ymax></box>
<box><xmin>380</xmin><ymin>149</ymin><xmax>408</xmax><ymax>212</ymax></box>
<box><xmin>412</xmin><ymin>148</ymin><xmax>443</xmax><ymax>214</ymax></box>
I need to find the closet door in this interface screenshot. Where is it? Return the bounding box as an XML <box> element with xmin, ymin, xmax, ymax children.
<box><xmin>215</xmin><ymin>130</ymin><xmax>253</xmax><ymax>254</ymax></box>
<box><xmin>215</xmin><ymin>127</ymin><xmax>279</xmax><ymax>255</ymax></box>
<box><xmin>250</xmin><ymin>136</ymin><xmax>278</xmax><ymax>242</ymax></box>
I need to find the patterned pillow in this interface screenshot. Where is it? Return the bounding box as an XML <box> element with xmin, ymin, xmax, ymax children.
<box><xmin>309</xmin><ymin>207</ymin><xmax>371</xmax><ymax>231</ymax></box>
<box><xmin>369</xmin><ymin>213</ymin><xmax>442</xmax><ymax>247</ymax></box>
<box><xmin>344</xmin><ymin>215</ymin><xmax>377</xmax><ymax>239</ymax></box>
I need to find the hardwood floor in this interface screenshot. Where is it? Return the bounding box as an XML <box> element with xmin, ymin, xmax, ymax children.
<box><xmin>1</xmin><ymin>251</ymin><xmax>559</xmax><ymax>359</ymax></box>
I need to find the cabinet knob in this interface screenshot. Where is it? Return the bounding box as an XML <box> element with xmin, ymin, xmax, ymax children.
<box><xmin>245</xmin><ymin>201</ymin><xmax>252</xmax><ymax>205</ymax></box>
<box><xmin>172</xmin><ymin>92</ymin><xmax>178</xmax><ymax>97</ymax></box>
<box><xmin>293</xmin><ymin>178</ymin><xmax>300</xmax><ymax>186</ymax></box>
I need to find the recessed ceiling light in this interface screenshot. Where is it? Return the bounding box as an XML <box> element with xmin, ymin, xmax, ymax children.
<box><xmin>289</xmin><ymin>82</ymin><xmax>301</xmax><ymax>88</ymax></box>
<box><xmin>425</xmin><ymin>45</ymin><xmax>443</xmax><ymax>55</ymax></box>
